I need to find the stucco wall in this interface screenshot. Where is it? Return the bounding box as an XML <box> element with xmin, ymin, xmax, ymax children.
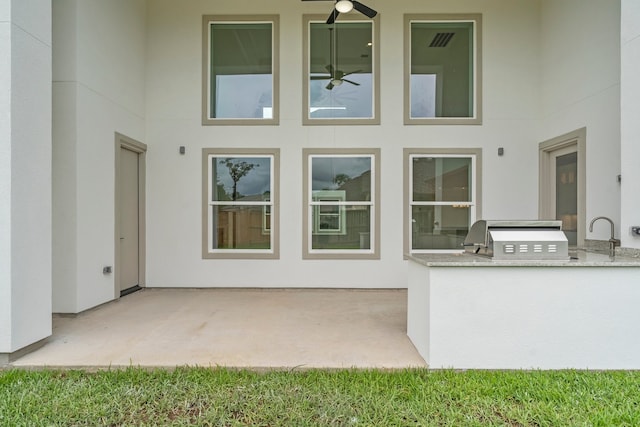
<box><xmin>52</xmin><ymin>0</ymin><xmax>146</xmax><ymax>312</ymax></box>
<box><xmin>539</xmin><ymin>0</ymin><xmax>622</xmax><ymax>242</ymax></box>
<box><xmin>621</xmin><ymin>0</ymin><xmax>640</xmax><ymax>249</ymax></box>
<box><xmin>144</xmin><ymin>0</ymin><xmax>541</xmax><ymax>288</ymax></box>
<box><xmin>52</xmin><ymin>0</ymin><xmax>77</xmax><ymax>314</ymax></box>
<box><xmin>0</xmin><ymin>0</ymin><xmax>12</xmax><ymax>351</ymax></box>
<box><xmin>0</xmin><ymin>0</ymin><xmax>52</xmax><ymax>352</ymax></box>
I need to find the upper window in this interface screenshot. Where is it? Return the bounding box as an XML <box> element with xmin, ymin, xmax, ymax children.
<box><xmin>202</xmin><ymin>16</ymin><xmax>279</xmax><ymax>125</ymax></box>
<box><xmin>303</xmin><ymin>15</ymin><xmax>380</xmax><ymax>125</ymax></box>
<box><xmin>404</xmin><ymin>149</ymin><xmax>481</xmax><ymax>254</ymax></box>
<box><xmin>303</xmin><ymin>149</ymin><xmax>380</xmax><ymax>259</ymax></box>
<box><xmin>202</xmin><ymin>148</ymin><xmax>279</xmax><ymax>259</ymax></box>
<box><xmin>404</xmin><ymin>14</ymin><xmax>482</xmax><ymax>125</ymax></box>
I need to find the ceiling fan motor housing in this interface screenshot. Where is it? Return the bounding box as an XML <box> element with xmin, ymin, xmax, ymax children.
<box><xmin>313</xmin><ymin>0</ymin><xmax>377</xmax><ymax>25</ymax></box>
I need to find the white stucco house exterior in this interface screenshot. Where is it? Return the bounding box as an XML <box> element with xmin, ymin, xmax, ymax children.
<box><xmin>2</xmin><ymin>0</ymin><xmax>640</xmax><ymax>363</ymax></box>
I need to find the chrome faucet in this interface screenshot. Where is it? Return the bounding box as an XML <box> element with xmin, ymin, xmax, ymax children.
<box><xmin>589</xmin><ymin>216</ymin><xmax>620</xmax><ymax>255</ymax></box>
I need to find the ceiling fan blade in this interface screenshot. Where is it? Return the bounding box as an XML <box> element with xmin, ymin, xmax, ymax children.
<box><xmin>352</xmin><ymin>1</ymin><xmax>377</xmax><ymax>19</ymax></box>
<box><xmin>325</xmin><ymin>64</ymin><xmax>334</xmax><ymax>74</ymax></box>
<box><xmin>326</xmin><ymin>8</ymin><xmax>339</xmax><ymax>24</ymax></box>
<box><xmin>341</xmin><ymin>79</ymin><xmax>360</xmax><ymax>86</ymax></box>
<box><xmin>326</xmin><ymin>81</ymin><xmax>335</xmax><ymax>90</ymax></box>
<box><xmin>341</xmin><ymin>70</ymin><xmax>362</xmax><ymax>78</ymax></box>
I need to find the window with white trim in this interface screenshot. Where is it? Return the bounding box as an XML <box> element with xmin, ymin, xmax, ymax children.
<box><xmin>303</xmin><ymin>15</ymin><xmax>379</xmax><ymax>125</ymax></box>
<box><xmin>406</xmin><ymin>151</ymin><xmax>480</xmax><ymax>253</ymax></box>
<box><xmin>405</xmin><ymin>14</ymin><xmax>482</xmax><ymax>125</ymax></box>
<box><xmin>202</xmin><ymin>15</ymin><xmax>279</xmax><ymax>125</ymax></box>
<box><xmin>303</xmin><ymin>149</ymin><xmax>380</xmax><ymax>259</ymax></box>
<box><xmin>203</xmin><ymin>149</ymin><xmax>279</xmax><ymax>259</ymax></box>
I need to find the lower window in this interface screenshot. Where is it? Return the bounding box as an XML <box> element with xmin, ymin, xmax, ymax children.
<box><xmin>202</xmin><ymin>148</ymin><xmax>279</xmax><ymax>259</ymax></box>
<box><xmin>303</xmin><ymin>149</ymin><xmax>380</xmax><ymax>259</ymax></box>
<box><xmin>405</xmin><ymin>149</ymin><xmax>481</xmax><ymax>253</ymax></box>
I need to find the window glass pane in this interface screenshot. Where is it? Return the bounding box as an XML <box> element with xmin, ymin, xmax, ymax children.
<box><xmin>311</xmin><ymin>156</ymin><xmax>372</xmax><ymax>201</ymax></box>
<box><xmin>317</xmin><ymin>204</ymin><xmax>342</xmax><ymax>232</ymax></box>
<box><xmin>263</xmin><ymin>205</ymin><xmax>271</xmax><ymax>232</ymax></box>
<box><xmin>312</xmin><ymin>205</ymin><xmax>371</xmax><ymax>250</ymax></box>
<box><xmin>212</xmin><ymin>156</ymin><xmax>271</xmax><ymax>202</ymax></box>
<box><xmin>411</xmin><ymin>205</ymin><xmax>470</xmax><ymax>250</ymax></box>
<box><xmin>411</xmin><ymin>21</ymin><xmax>474</xmax><ymax>118</ymax></box>
<box><xmin>410</xmin><ymin>74</ymin><xmax>438</xmax><ymax>117</ymax></box>
<box><xmin>210</xmin><ymin>22</ymin><xmax>273</xmax><ymax>119</ymax></box>
<box><xmin>556</xmin><ymin>152</ymin><xmax>578</xmax><ymax>246</ymax></box>
<box><xmin>412</xmin><ymin>157</ymin><xmax>471</xmax><ymax>202</ymax></box>
<box><xmin>212</xmin><ymin>205</ymin><xmax>270</xmax><ymax>249</ymax></box>
<box><xmin>309</xmin><ymin>22</ymin><xmax>373</xmax><ymax>119</ymax></box>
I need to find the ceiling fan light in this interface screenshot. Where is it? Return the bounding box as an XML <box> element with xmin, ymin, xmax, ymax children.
<box><xmin>335</xmin><ymin>0</ymin><xmax>353</xmax><ymax>13</ymax></box>
<box><xmin>331</xmin><ymin>79</ymin><xmax>343</xmax><ymax>86</ymax></box>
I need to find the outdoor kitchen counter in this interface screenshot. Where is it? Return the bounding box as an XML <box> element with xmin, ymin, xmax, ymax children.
<box><xmin>406</xmin><ymin>249</ymin><xmax>640</xmax><ymax>267</ymax></box>
<box><xmin>406</xmin><ymin>250</ymin><xmax>640</xmax><ymax>370</ymax></box>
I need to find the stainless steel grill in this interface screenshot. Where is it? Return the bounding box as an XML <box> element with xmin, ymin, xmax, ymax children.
<box><xmin>463</xmin><ymin>220</ymin><xmax>569</xmax><ymax>261</ymax></box>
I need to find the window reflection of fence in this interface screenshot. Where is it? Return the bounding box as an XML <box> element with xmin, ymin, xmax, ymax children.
<box><xmin>216</xmin><ymin>206</ymin><xmax>270</xmax><ymax>249</ymax></box>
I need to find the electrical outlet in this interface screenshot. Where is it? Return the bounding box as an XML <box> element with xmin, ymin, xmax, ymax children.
<box><xmin>631</xmin><ymin>227</ymin><xmax>640</xmax><ymax>236</ymax></box>
<box><xmin>103</xmin><ymin>266</ymin><xmax>112</xmax><ymax>274</ymax></box>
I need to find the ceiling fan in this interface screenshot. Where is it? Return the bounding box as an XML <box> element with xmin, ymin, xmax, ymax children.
<box><xmin>312</xmin><ymin>65</ymin><xmax>361</xmax><ymax>90</ymax></box>
<box><xmin>326</xmin><ymin>0</ymin><xmax>377</xmax><ymax>24</ymax></box>
<box><xmin>301</xmin><ymin>0</ymin><xmax>378</xmax><ymax>24</ymax></box>
<box><xmin>311</xmin><ymin>28</ymin><xmax>362</xmax><ymax>90</ymax></box>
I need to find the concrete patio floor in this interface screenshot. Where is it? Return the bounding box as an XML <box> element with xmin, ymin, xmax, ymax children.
<box><xmin>11</xmin><ymin>288</ymin><xmax>427</xmax><ymax>369</ymax></box>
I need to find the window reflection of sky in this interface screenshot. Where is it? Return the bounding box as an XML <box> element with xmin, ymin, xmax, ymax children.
<box><xmin>215</xmin><ymin>75</ymin><xmax>272</xmax><ymax>119</ymax></box>
<box><xmin>309</xmin><ymin>74</ymin><xmax>372</xmax><ymax>118</ymax></box>
<box><xmin>214</xmin><ymin>157</ymin><xmax>271</xmax><ymax>198</ymax></box>
<box><xmin>312</xmin><ymin>157</ymin><xmax>371</xmax><ymax>191</ymax></box>
<box><xmin>410</xmin><ymin>74</ymin><xmax>437</xmax><ymax>118</ymax></box>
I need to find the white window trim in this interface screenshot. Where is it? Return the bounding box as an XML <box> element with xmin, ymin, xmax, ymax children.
<box><xmin>404</xmin><ymin>148</ymin><xmax>482</xmax><ymax>256</ymax></box>
<box><xmin>303</xmin><ymin>149</ymin><xmax>380</xmax><ymax>259</ymax></box>
<box><xmin>404</xmin><ymin>14</ymin><xmax>482</xmax><ymax>125</ymax></box>
<box><xmin>202</xmin><ymin>15</ymin><xmax>280</xmax><ymax>126</ymax></box>
<box><xmin>202</xmin><ymin>148</ymin><xmax>279</xmax><ymax>259</ymax></box>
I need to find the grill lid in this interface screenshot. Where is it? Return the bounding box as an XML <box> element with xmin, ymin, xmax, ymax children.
<box><xmin>464</xmin><ymin>220</ymin><xmax>569</xmax><ymax>260</ymax></box>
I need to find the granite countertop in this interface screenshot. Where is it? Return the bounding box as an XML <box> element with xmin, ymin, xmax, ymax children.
<box><xmin>407</xmin><ymin>249</ymin><xmax>640</xmax><ymax>267</ymax></box>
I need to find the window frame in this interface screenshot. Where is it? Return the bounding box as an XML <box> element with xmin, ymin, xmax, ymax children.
<box><xmin>202</xmin><ymin>148</ymin><xmax>280</xmax><ymax>259</ymax></box>
<box><xmin>303</xmin><ymin>148</ymin><xmax>381</xmax><ymax>259</ymax></box>
<box><xmin>403</xmin><ymin>148</ymin><xmax>482</xmax><ymax>255</ymax></box>
<box><xmin>302</xmin><ymin>15</ymin><xmax>380</xmax><ymax>125</ymax></box>
<box><xmin>404</xmin><ymin>14</ymin><xmax>482</xmax><ymax>125</ymax></box>
<box><xmin>202</xmin><ymin>15</ymin><xmax>280</xmax><ymax>126</ymax></box>
<box><xmin>312</xmin><ymin>190</ymin><xmax>347</xmax><ymax>235</ymax></box>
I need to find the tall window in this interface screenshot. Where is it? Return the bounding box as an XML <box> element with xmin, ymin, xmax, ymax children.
<box><xmin>202</xmin><ymin>149</ymin><xmax>279</xmax><ymax>259</ymax></box>
<box><xmin>303</xmin><ymin>149</ymin><xmax>380</xmax><ymax>259</ymax></box>
<box><xmin>405</xmin><ymin>149</ymin><xmax>481</xmax><ymax>253</ymax></box>
<box><xmin>303</xmin><ymin>16</ymin><xmax>380</xmax><ymax>125</ymax></box>
<box><xmin>202</xmin><ymin>16</ymin><xmax>279</xmax><ymax>125</ymax></box>
<box><xmin>404</xmin><ymin>14</ymin><xmax>482</xmax><ymax>125</ymax></box>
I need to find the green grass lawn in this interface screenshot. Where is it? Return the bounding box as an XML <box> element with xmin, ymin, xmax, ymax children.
<box><xmin>1</xmin><ymin>367</ymin><xmax>639</xmax><ymax>426</ymax></box>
